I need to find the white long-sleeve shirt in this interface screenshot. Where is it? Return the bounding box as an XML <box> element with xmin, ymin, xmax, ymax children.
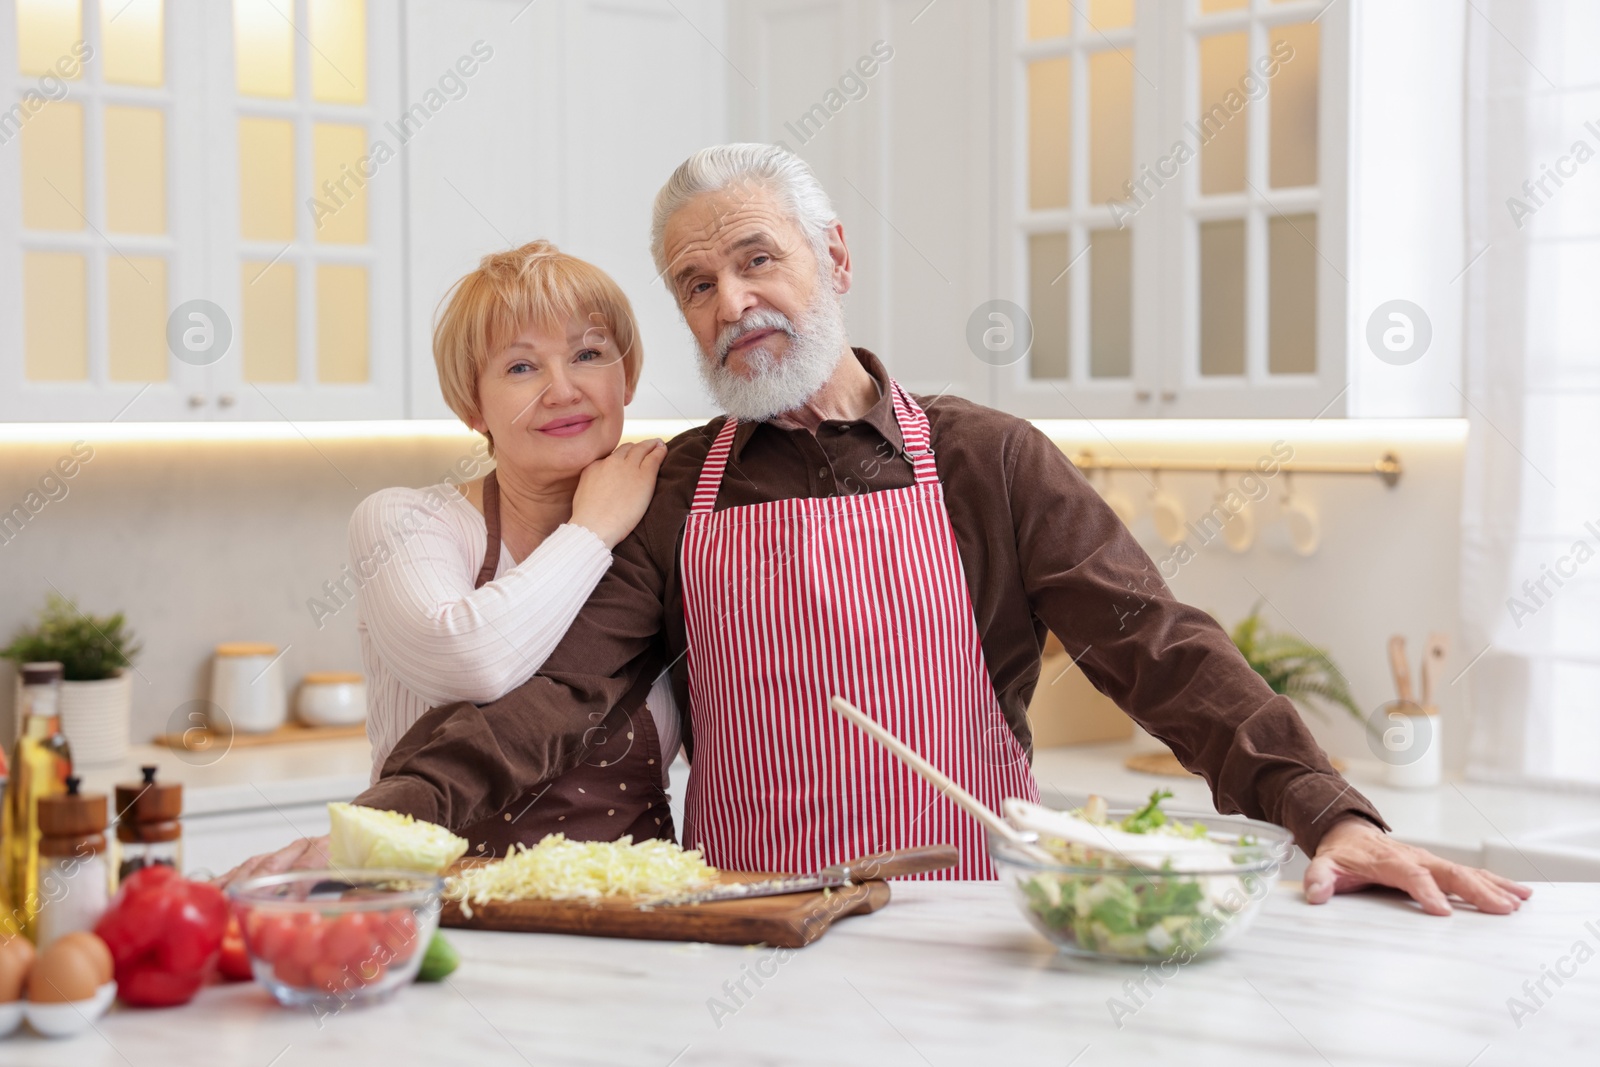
<box><xmin>350</xmin><ymin>483</ymin><xmax>680</xmax><ymax>787</ymax></box>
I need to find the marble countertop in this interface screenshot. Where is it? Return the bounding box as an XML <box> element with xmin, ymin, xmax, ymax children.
<box><xmin>2</xmin><ymin>881</ymin><xmax>1593</xmax><ymax>1066</ymax></box>
<box><xmin>1033</xmin><ymin>741</ymin><xmax>1600</xmax><ymax>880</ymax></box>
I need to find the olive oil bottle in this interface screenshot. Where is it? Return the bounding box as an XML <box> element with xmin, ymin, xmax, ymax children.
<box><xmin>2</xmin><ymin>662</ymin><xmax>74</xmax><ymax>940</ymax></box>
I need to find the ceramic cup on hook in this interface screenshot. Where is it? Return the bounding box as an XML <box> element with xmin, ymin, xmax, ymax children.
<box><xmin>1099</xmin><ymin>469</ymin><xmax>1137</xmax><ymax>529</ymax></box>
<box><xmin>1148</xmin><ymin>472</ymin><xmax>1187</xmax><ymax>546</ymax></box>
<box><xmin>1216</xmin><ymin>471</ymin><xmax>1256</xmax><ymax>553</ymax></box>
<box><xmin>1279</xmin><ymin>473</ymin><xmax>1320</xmax><ymax>556</ymax></box>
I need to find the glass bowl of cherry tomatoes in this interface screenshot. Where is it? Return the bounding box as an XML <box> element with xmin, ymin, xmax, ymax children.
<box><xmin>226</xmin><ymin>869</ymin><xmax>442</xmax><ymax>1009</ymax></box>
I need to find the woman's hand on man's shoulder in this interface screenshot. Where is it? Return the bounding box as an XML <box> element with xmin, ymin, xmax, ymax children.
<box><xmin>570</xmin><ymin>439</ymin><xmax>668</xmax><ymax>549</ymax></box>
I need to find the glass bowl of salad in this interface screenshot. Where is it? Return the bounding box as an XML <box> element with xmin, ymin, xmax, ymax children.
<box><xmin>227</xmin><ymin>869</ymin><xmax>442</xmax><ymax>1008</ymax></box>
<box><xmin>990</xmin><ymin>790</ymin><xmax>1294</xmax><ymax>963</ymax></box>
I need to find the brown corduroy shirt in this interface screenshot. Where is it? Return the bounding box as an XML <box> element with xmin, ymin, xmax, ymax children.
<box><xmin>360</xmin><ymin>349</ymin><xmax>1386</xmax><ymax>855</ymax></box>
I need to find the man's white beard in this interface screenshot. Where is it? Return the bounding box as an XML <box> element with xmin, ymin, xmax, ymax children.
<box><xmin>697</xmin><ymin>284</ymin><xmax>848</xmax><ymax>423</ymax></box>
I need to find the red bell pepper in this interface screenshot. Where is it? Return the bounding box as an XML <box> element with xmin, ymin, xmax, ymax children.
<box><xmin>94</xmin><ymin>865</ymin><xmax>229</xmax><ymax>1007</ymax></box>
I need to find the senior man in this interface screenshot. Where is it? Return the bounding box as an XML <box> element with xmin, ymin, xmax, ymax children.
<box><xmin>268</xmin><ymin>145</ymin><xmax>1522</xmax><ymax>912</ymax></box>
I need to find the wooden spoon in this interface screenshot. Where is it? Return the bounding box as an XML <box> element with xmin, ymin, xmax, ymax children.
<box><xmin>1388</xmin><ymin>635</ymin><xmax>1415</xmax><ymax>703</ymax></box>
<box><xmin>828</xmin><ymin>696</ymin><xmax>1056</xmax><ymax>864</ymax></box>
<box><xmin>1420</xmin><ymin>633</ymin><xmax>1450</xmax><ymax>709</ymax></box>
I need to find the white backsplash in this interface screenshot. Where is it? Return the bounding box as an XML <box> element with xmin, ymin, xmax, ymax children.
<box><xmin>0</xmin><ymin>421</ymin><xmax>1467</xmax><ymax>771</ymax></box>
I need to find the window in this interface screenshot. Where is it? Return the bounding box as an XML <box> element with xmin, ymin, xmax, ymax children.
<box><xmin>1004</xmin><ymin>0</ymin><xmax>1345</xmax><ymax>418</ymax></box>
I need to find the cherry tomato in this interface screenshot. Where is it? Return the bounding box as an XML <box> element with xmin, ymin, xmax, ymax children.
<box><xmin>322</xmin><ymin>912</ymin><xmax>378</xmax><ymax>971</ymax></box>
<box><xmin>351</xmin><ymin>956</ymin><xmax>387</xmax><ymax>987</ymax></box>
<box><xmin>308</xmin><ymin>960</ymin><xmax>349</xmax><ymax>995</ymax></box>
<box><xmin>248</xmin><ymin>913</ymin><xmax>297</xmax><ymax>965</ymax></box>
<box><xmin>272</xmin><ymin>956</ymin><xmax>310</xmax><ymax>989</ymax></box>
<box><xmin>218</xmin><ymin>915</ymin><xmax>254</xmax><ymax>982</ymax></box>
<box><xmin>286</xmin><ymin>914</ymin><xmax>326</xmax><ymax>969</ymax></box>
<box><xmin>375</xmin><ymin>909</ymin><xmax>419</xmax><ymax>964</ymax></box>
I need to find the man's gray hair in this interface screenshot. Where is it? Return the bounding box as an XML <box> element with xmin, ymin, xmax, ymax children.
<box><xmin>650</xmin><ymin>143</ymin><xmax>836</xmax><ymax>283</ymax></box>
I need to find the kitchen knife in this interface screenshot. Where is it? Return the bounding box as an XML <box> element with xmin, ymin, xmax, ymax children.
<box><xmin>653</xmin><ymin>844</ymin><xmax>960</xmax><ymax>906</ymax></box>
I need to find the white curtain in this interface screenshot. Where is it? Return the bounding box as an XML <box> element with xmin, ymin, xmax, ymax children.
<box><xmin>1462</xmin><ymin>1</ymin><xmax>1600</xmax><ymax>786</ymax></box>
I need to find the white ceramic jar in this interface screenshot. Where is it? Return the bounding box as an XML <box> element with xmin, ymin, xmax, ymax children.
<box><xmin>209</xmin><ymin>642</ymin><xmax>287</xmax><ymax>734</ymax></box>
<box><xmin>1381</xmin><ymin>706</ymin><xmax>1442</xmax><ymax>789</ymax></box>
<box><xmin>296</xmin><ymin>672</ymin><xmax>367</xmax><ymax>727</ymax></box>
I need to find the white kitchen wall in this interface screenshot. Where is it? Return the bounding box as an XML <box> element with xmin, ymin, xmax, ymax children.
<box><xmin>402</xmin><ymin>0</ymin><xmax>730</xmax><ymax>423</ymax></box>
<box><xmin>1044</xmin><ymin>420</ymin><xmax>1470</xmax><ymax>771</ymax></box>
<box><xmin>0</xmin><ymin>420</ymin><xmax>1468</xmax><ymax>774</ymax></box>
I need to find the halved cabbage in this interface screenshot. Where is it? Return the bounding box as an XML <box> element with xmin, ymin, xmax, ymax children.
<box><xmin>327</xmin><ymin>803</ymin><xmax>469</xmax><ymax>874</ymax></box>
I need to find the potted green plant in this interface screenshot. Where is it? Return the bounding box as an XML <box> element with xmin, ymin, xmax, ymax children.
<box><xmin>1227</xmin><ymin>604</ymin><xmax>1363</xmax><ymax>725</ymax></box>
<box><xmin>3</xmin><ymin>594</ymin><xmax>141</xmax><ymax>765</ymax></box>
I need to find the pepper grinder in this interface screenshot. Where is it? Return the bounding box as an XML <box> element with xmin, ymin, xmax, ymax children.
<box><xmin>115</xmin><ymin>765</ymin><xmax>184</xmax><ymax>883</ymax></box>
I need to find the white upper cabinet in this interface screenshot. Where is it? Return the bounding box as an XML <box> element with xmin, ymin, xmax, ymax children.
<box><xmin>207</xmin><ymin>0</ymin><xmax>405</xmax><ymax>422</ymax></box>
<box><xmin>1</xmin><ymin>0</ymin><xmax>201</xmax><ymax>420</ymax></box>
<box><xmin>997</xmin><ymin>0</ymin><xmax>1352</xmax><ymax>419</ymax></box>
<box><xmin>0</xmin><ymin>0</ymin><xmax>1462</xmax><ymax>423</ymax></box>
<box><xmin>0</xmin><ymin>0</ymin><xmax>404</xmax><ymax>422</ymax></box>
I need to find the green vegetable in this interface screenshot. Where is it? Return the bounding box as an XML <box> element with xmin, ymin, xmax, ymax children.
<box><xmin>1015</xmin><ymin>790</ymin><xmax>1249</xmax><ymax>960</ymax></box>
<box><xmin>416</xmin><ymin>932</ymin><xmax>459</xmax><ymax>981</ymax></box>
<box><xmin>327</xmin><ymin>803</ymin><xmax>469</xmax><ymax>874</ymax></box>
<box><xmin>1119</xmin><ymin>789</ymin><xmax>1173</xmax><ymax>834</ymax></box>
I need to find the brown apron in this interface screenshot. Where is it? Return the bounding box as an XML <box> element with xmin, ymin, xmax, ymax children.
<box><xmin>454</xmin><ymin>470</ymin><xmax>676</xmax><ymax>858</ymax></box>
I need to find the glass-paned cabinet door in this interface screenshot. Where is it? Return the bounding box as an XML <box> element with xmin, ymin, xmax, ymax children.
<box><xmin>210</xmin><ymin>0</ymin><xmax>401</xmax><ymax>420</ymax></box>
<box><xmin>1002</xmin><ymin>0</ymin><xmax>1157</xmax><ymax>419</ymax></box>
<box><xmin>1168</xmin><ymin>0</ymin><xmax>1345</xmax><ymax>417</ymax></box>
<box><xmin>0</xmin><ymin>0</ymin><xmax>401</xmax><ymax>420</ymax></box>
<box><xmin>998</xmin><ymin>0</ymin><xmax>1347</xmax><ymax>419</ymax></box>
<box><xmin>0</xmin><ymin>0</ymin><xmax>209</xmax><ymax>420</ymax></box>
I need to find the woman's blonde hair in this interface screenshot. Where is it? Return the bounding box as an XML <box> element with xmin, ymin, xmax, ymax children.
<box><xmin>433</xmin><ymin>241</ymin><xmax>643</xmax><ymax>451</ymax></box>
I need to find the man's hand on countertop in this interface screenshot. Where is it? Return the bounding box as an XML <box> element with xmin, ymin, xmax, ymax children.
<box><xmin>214</xmin><ymin>834</ymin><xmax>332</xmax><ymax>891</ymax></box>
<box><xmin>1305</xmin><ymin>816</ymin><xmax>1533</xmax><ymax>915</ymax></box>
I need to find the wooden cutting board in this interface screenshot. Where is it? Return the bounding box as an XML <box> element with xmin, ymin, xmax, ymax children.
<box><xmin>439</xmin><ymin>867</ymin><xmax>892</xmax><ymax>949</ymax></box>
<box><xmin>153</xmin><ymin>721</ymin><xmax>367</xmax><ymax>750</ymax></box>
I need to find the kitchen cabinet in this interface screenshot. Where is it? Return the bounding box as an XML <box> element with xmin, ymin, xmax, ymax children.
<box><xmin>1</xmin><ymin>0</ymin><xmax>728</xmax><ymax>423</ymax></box>
<box><xmin>182</xmin><ymin>801</ymin><xmax>332</xmax><ymax>878</ymax></box>
<box><xmin>0</xmin><ymin>0</ymin><xmax>1464</xmax><ymax>423</ymax></box>
<box><xmin>994</xmin><ymin>0</ymin><xmax>1354</xmax><ymax>419</ymax></box>
<box><xmin>0</xmin><ymin>0</ymin><xmax>406</xmax><ymax>422</ymax></box>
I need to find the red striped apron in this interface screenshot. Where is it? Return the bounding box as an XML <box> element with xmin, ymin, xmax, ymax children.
<box><xmin>680</xmin><ymin>380</ymin><xmax>1040</xmax><ymax>879</ymax></box>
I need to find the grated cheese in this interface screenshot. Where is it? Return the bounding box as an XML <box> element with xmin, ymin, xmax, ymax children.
<box><xmin>444</xmin><ymin>834</ymin><xmax>718</xmax><ymax>914</ymax></box>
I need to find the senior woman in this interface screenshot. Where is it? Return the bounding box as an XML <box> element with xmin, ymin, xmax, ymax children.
<box><xmin>223</xmin><ymin>240</ymin><xmax>680</xmax><ymax>880</ymax></box>
<box><xmin>356</xmin><ymin>240</ymin><xmax>676</xmax><ymax>789</ymax></box>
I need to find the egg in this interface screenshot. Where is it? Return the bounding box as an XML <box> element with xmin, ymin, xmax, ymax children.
<box><xmin>52</xmin><ymin>932</ymin><xmax>113</xmax><ymax>986</ymax></box>
<box><xmin>26</xmin><ymin>941</ymin><xmax>101</xmax><ymax>1004</ymax></box>
<box><xmin>0</xmin><ymin>936</ymin><xmax>35</xmax><ymax>1002</ymax></box>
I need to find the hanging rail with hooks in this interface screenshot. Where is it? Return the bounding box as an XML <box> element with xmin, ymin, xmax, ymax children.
<box><xmin>1070</xmin><ymin>450</ymin><xmax>1404</xmax><ymax>488</ymax></box>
